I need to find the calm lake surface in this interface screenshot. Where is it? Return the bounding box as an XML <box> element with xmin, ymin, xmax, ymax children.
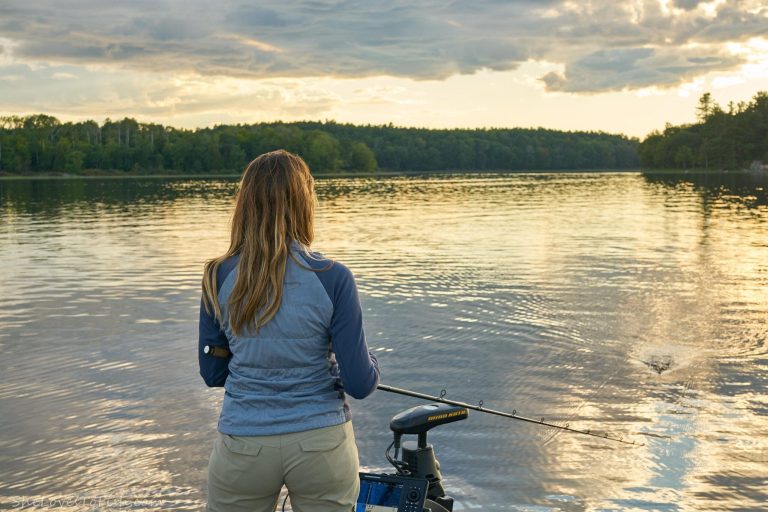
<box><xmin>1</xmin><ymin>172</ymin><xmax>767</xmax><ymax>511</ymax></box>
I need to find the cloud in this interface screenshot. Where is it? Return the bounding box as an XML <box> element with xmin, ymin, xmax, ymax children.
<box><xmin>0</xmin><ymin>0</ymin><xmax>766</xmax><ymax>93</ymax></box>
<box><xmin>0</xmin><ymin>62</ymin><xmax>339</xmax><ymax>124</ymax></box>
<box><xmin>542</xmin><ymin>45</ymin><xmax>743</xmax><ymax>92</ymax></box>
<box><xmin>673</xmin><ymin>0</ymin><xmax>704</xmax><ymax>11</ymax></box>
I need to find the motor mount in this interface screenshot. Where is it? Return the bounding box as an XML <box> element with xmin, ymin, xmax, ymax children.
<box><xmin>388</xmin><ymin>403</ymin><xmax>468</xmax><ymax>512</ymax></box>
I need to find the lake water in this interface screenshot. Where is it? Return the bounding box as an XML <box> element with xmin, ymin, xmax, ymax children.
<box><xmin>1</xmin><ymin>172</ymin><xmax>767</xmax><ymax>511</ymax></box>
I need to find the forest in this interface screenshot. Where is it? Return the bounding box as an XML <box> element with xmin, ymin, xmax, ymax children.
<box><xmin>638</xmin><ymin>91</ymin><xmax>768</xmax><ymax>170</ymax></box>
<box><xmin>0</xmin><ymin>115</ymin><xmax>639</xmax><ymax>175</ymax></box>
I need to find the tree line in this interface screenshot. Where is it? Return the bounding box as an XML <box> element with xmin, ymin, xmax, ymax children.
<box><xmin>0</xmin><ymin>114</ymin><xmax>639</xmax><ymax>175</ymax></box>
<box><xmin>639</xmin><ymin>91</ymin><xmax>768</xmax><ymax>170</ymax></box>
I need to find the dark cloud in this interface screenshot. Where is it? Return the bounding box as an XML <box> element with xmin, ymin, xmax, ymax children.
<box><xmin>0</xmin><ymin>0</ymin><xmax>766</xmax><ymax>93</ymax></box>
<box><xmin>542</xmin><ymin>46</ymin><xmax>743</xmax><ymax>92</ymax></box>
<box><xmin>673</xmin><ymin>0</ymin><xmax>703</xmax><ymax>10</ymax></box>
<box><xmin>225</xmin><ymin>6</ymin><xmax>291</xmax><ymax>28</ymax></box>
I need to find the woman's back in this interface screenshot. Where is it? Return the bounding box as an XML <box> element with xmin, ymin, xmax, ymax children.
<box><xmin>207</xmin><ymin>246</ymin><xmax>377</xmax><ymax>435</ymax></box>
<box><xmin>199</xmin><ymin>150</ymin><xmax>379</xmax><ymax>512</ymax></box>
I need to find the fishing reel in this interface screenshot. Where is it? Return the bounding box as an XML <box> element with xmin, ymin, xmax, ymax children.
<box><xmin>386</xmin><ymin>403</ymin><xmax>468</xmax><ymax>512</ymax></box>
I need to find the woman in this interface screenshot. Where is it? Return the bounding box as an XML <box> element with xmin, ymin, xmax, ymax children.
<box><xmin>198</xmin><ymin>150</ymin><xmax>380</xmax><ymax>512</ymax></box>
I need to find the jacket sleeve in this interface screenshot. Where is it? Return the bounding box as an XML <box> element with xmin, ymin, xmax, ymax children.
<box><xmin>198</xmin><ymin>299</ymin><xmax>230</xmax><ymax>387</ymax></box>
<box><xmin>324</xmin><ymin>263</ymin><xmax>380</xmax><ymax>399</ymax></box>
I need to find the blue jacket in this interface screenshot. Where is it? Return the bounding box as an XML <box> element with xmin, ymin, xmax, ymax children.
<box><xmin>198</xmin><ymin>244</ymin><xmax>380</xmax><ymax>435</ymax></box>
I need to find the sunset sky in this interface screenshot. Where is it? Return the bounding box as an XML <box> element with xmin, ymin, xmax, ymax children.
<box><xmin>1</xmin><ymin>0</ymin><xmax>767</xmax><ymax>138</ymax></box>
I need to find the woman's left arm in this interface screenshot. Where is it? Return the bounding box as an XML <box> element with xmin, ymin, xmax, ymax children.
<box><xmin>198</xmin><ymin>300</ymin><xmax>230</xmax><ymax>387</ymax></box>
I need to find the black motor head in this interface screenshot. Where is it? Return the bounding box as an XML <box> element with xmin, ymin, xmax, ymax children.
<box><xmin>390</xmin><ymin>403</ymin><xmax>468</xmax><ymax>435</ymax></box>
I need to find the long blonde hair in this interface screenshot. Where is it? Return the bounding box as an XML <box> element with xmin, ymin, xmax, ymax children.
<box><xmin>202</xmin><ymin>149</ymin><xmax>316</xmax><ymax>335</ymax></box>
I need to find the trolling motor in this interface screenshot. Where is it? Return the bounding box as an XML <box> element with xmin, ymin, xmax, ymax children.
<box><xmin>386</xmin><ymin>403</ymin><xmax>468</xmax><ymax>512</ymax></box>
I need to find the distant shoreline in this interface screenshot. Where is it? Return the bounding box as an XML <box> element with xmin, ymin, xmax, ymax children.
<box><xmin>0</xmin><ymin>116</ymin><xmax>640</xmax><ymax>176</ymax></box>
<box><xmin>0</xmin><ymin>168</ymin><xmax>655</xmax><ymax>180</ymax></box>
<box><xmin>1</xmin><ymin>168</ymin><xmax>759</xmax><ymax>181</ymax></box>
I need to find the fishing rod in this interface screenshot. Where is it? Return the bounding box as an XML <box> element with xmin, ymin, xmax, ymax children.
<box><xmin>378</xmin><ymin>383</ymin><xmax>643</xmax><ymax>446</ymax></box>
<box><xmin>203</xmin><ymin>344</ymin><xmax>641</xmax><ymax>446</ymax></box>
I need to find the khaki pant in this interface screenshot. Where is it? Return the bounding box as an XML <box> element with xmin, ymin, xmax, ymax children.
<box><xmin>207</xmin><ymin>421</ymin><xmax>360</xmax><ymax>512</ymax></box>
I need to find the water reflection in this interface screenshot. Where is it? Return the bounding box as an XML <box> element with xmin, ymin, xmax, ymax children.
<box><xmin>643</xmin><ymin>170</ymin><xmax>768</xmax><ymax>208</ymax></box>
<box><xmin>1</xmin><ymin>173</ymin><xmax>767</xmax><ymax>510</ymax></box>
